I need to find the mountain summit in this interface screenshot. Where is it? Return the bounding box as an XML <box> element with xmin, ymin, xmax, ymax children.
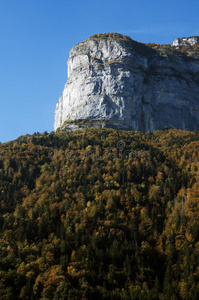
<box><xmin>54</xmin><ymin>33</ymin><xmax>199</xmax><ymax>132</ymax></box>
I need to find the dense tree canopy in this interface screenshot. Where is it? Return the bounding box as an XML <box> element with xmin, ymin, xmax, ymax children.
<box><xmin>0</xmin><ymin>128</ymin><xmax>199</xmax><ymax>299</ymax></box>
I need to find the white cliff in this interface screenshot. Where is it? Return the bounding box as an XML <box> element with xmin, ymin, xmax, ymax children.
<box><xmin>54</xmin><ymin>33</ymin><xmax>199</xmax><ymax>132</ymax></box>
<box><xmin>171</xmin><ymin>36</ymin><xmax>199</xmax><ymax>47</ymax></box>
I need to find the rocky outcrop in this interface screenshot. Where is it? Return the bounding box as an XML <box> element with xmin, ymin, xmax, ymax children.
<box><xmin>171</xmin><ymin>36</ymin><xmax>199</xmax><ymax>47</ymax></box>
<box><xmin>54</xmin><ymin>33</ymin><xmax>199</xmax><ymax>132</ymax></box>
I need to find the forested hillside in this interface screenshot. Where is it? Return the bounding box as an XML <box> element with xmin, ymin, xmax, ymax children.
<box><xmin>0</xmin><ymin>128</ymin><xmax>199</xmax><ymax>299</ymax></box>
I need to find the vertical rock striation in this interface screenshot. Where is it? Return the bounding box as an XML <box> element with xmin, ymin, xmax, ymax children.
<box><xmin>54</xmin><ymin>33</ymin><xmax>199</xmax><ymax>132</ymax></box>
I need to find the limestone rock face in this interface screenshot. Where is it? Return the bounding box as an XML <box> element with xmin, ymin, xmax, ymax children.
<box><xmin>54</xmin><ymin>34</ymin><xmax>199</xmax><ymax>132</ymax></box>
<box><xmin>171</xmin><ymin>36</ymin><xmax>199</xmax><ymax>47</ymax></box>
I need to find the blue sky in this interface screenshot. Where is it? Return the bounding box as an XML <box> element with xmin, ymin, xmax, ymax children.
<box><xmin>0</xmin><ymin>0</ymin><xmax>199</xmax><ymax>143</ymax></box>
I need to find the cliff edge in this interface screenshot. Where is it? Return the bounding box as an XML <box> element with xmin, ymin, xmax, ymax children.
<box><xmin>54</xmin><ymin>33</ymin><xmax>199</xmax><ymax>132</ymax></box>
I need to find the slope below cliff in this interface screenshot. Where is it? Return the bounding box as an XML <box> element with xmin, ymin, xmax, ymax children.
<box><xmin>1</xmin><ymin>129</ymin><xmax>199</xmax><ymax>298</ymax></box>
<box><xmin>54</xmin><ymin>33</ymin><xmax>199</xmax><ymax>132</ymax></box>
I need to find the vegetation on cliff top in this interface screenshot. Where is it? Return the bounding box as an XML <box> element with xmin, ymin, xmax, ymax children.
<box><xmin>89</xmin><ymin>32</ymin><xmax>199</xmax><ymax>59</ymax></box>
<box><xmin>90</xmin><ymin>32</ymin><xmax>133</xmax><ymax>41</ymax></box>
<box><xmin>147</xmin><ymin>43</ymin><xmax>199</xmax><ymax>59</ymax></box>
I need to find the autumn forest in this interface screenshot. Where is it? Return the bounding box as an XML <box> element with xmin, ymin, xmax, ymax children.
<box><xmin>0</xmin><ymin>128</ymin><xmax>199</xmax><ymax>299</ymax></box>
